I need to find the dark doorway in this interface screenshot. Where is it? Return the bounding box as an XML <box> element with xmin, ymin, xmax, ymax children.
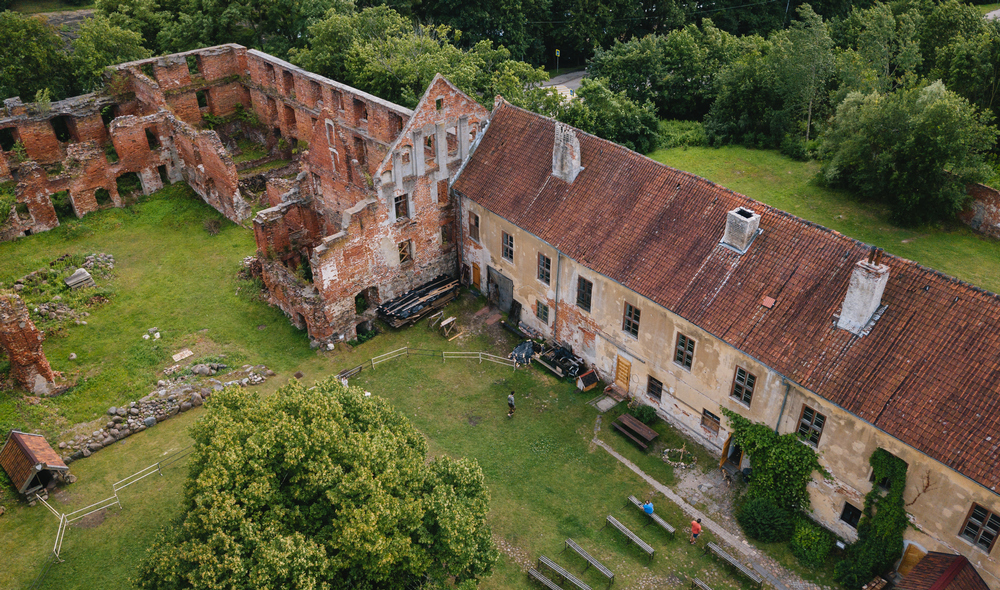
<box><xmin>95</xmin><ymin>188</ymin><xmax>112</xmax><ymax>206</ymax></box>
<box><xmin>145</xmin><ymin>128</ymin><xmax>160</xmax><ymax>149</ymax></box>
<box><xmin>294</xmin><ymin>312</ymin><xmax>306</xmax><ymax>331</ymax></box>
<box><xmin>487</xmin><ymin>267</ymin><xmax>513</xmax><ymax>312</ymax></box>
<box><xmin>116</xmin><ymin>172</ymin><xmax>142</xmax><ymax>197</ymax></box>
<box><xmin>50</xmin><ymin>116</ymin><xmax>76</xmax><ymax>143</ymax></box>
<box><xmin>100</xmin><ymin>105</ymin><xmax>118</xmax><ymax>127</ymax></box>
<box><xmin>157</xmin><ymin>165</ymin><xmax>169</xmax><ymax>185</ymax></box>
<box><xmin>355</xmin><ymin>287</ymin><xmax>379</xmax><ymax>314</ymax></box>
<box><xmin>50</xmin><ymin>190</ymin><xmax>75</xmax><ymax>221</ymax></box>
<box><xmin>0</xmin><ymin>127</ymin><xmax>17</xmax><ymax>151</ymax></box>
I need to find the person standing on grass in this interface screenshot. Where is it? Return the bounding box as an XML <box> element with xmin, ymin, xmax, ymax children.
<box><xmin>690</xmin><ymin>518</ymin><xmax>702</xmax><ymax>544</ymax></box>
<box><xmin>507</xmin><ymin>391</ymin><xmax>515</xmax><ymax>417</ymax></box>
<box><xmin>643</xmin><ymin>500</ymin><xmax>654</xmax><ymax>515</ymax></box>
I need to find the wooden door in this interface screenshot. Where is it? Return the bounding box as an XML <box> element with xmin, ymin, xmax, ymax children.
<box><xmin>897</xmin><ymin>544</ymin><xmax>927</xmax><ymax>576</ymax></box>
<box><xmin>472</xmin><ymin>263</ymin><xmax>480</xmax><ymax>290</ymax></box>
<box><xmin>615</xmin><ymin>356</ymin><xmax>631</xmax><ymax>390</ymax></box>
<box><xmin>720</xmin><ymin>436</ymin><xmax>732</xmax><ymax>468</ymax></box>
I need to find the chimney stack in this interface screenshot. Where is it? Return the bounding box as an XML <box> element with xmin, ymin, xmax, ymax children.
<box><xmin>837</xmin><ymin>247</ymin><xmax>889</xmax><ymax>335</ymax></box>
<box><xmin>721</xmin><ymin>207</ymin><xmax>761</xmax><ymax>253</ymax></box>
<box><xmin>552</xmin><ymin>122</ymin><xmax>582</xmax><ymax>183</ymax></box>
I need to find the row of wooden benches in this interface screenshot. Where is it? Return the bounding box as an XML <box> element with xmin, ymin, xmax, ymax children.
<box><xmin>527</xmin><ymin>496</ymin><xmax>765</xmax><ymax>590</ymax></box>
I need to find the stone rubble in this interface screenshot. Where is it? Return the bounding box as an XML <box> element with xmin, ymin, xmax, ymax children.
<box><xmin>60</xmin><ymin>362</ymin><xmax>275</xmax><ymax>466</ymax></box>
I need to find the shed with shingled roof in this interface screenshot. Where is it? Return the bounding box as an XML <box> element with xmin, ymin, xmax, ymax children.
<box><xmin>0</xmin><ymin>430</ymin><xmax>68</xmax><ymax>497</ymax></box>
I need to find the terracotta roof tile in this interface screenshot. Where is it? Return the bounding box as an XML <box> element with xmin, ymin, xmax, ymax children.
<box><xmin>454</xmin><ymin>101</ymin><xmax>1000</xmax><ymax>493</ymax></box>
<box><xmin>897</xmin><ymin>553</ymin><xmax>990</xmax><ymax>590</ymax></box>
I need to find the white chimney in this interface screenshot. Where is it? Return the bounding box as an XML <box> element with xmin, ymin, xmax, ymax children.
<box><xmin>721</xmin><ymin>207</ymin><xmax>761</xmax><ymax>253</ymax></box>
<box><xmin>552</xmin><ymin>121</ymin><xmax>582</xmax><ymax>183</ymax></box>
<box><xmin>837</xmin><ymin>248</ymin><xmax>889</xmax><ymax>335</ymax></box>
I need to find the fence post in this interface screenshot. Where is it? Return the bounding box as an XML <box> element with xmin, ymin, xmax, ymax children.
<box><xmin>157</xmin><ymin>462</ymin><xmax>163</xmax><ymax>477</ymax></box>
<box><xmin>371</xmin><ymin>357</ymin><xmax>375</xmax><ymax>370</ymax></box>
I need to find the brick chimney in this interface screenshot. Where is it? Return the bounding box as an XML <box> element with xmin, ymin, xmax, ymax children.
<box><xmin>552</xmin><ymin>122</ymin><xmax>582</xmax><ymax>183</ymax></box>
<box><xmin>721</xmin><ymin>207</ymin><xmax>761</xmax><ymax>253</ymax></box>
<box><xmin>837</xmin><ymin>248</ymin><xmax>889</xmax><ymax>335</ymax></box>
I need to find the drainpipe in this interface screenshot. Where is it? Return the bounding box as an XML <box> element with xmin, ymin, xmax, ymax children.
<box><xmin>553</xmin><ymin>251</ymin><xmax>562</xmax><ymax>342</ymax></box>
<box><xmin>775</xmin><ymin>378</ymin><xmax>791</xmax><ymax>433</ymax></box>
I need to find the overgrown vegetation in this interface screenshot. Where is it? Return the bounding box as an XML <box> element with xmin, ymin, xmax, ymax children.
<box><xmin>722</xmin><ymin>409</ymin><xmax>828</xmax><ymax>511</ymax></box>
<box><xmin>0</xmin><ymin>182</ymin><xmax>16</xmax><ymax>225</ymax></box>
<box><xmin>629</xmin><ymin>404</ymin><xmax>658</xmax><ymax>425</ymax></box>
<box><xmin>835</xmin><ymin>449</ymin><xmax>910</xmax><ymax>588</ymax></box>
<box><xmin>791</xmin><ymin>519</ymin><xmax>836</xmax><ymax>568</ymax></box>
<box><xmin>737</xmin><ymin>497</ymin><xmax>794</xmax><ymax>543</ymax></box>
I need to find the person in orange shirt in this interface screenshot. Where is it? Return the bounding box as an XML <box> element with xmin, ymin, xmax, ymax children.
<box><xmin>690</xmin><ymin>518</ymin><xmax>702</xmax><ymax>544</ymax></box>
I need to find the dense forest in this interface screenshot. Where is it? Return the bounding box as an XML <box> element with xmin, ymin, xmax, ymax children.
<box><xmin>1</xmin><ymin>0</ymin><xmax>998</xmax><ymax>223</ymax></box>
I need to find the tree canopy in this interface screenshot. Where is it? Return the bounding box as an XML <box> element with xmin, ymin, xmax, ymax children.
<box><xmin>0</xmin><ymin>11</ymin><xmax>72</xmax><ymax>101</ymax></box>
<box><xmin>137</xmin><ymin>379</ymin><xmax>498</xmax><ymax>590</ymax></box>
<box><xmin>72</xmin><ymin>15</ymin><xmax>153</xmax><ymax>93</ymax></box>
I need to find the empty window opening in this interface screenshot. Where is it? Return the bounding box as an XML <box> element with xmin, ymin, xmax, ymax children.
<box><xmin>435</xmin><ymin>97</ymin><xmax>443</xmax><ymax>111</ymax></box>
<box><xmin>104</xmin><ymin>142</ymin><xmax>119</xmax><ymax>163</ymax></box>
<box><xmin>95</xmin><ymin>188</ymin><xmax>112</xmax><ymax>206</ymax></box>
<box><xmin>441</xmin><ymin>225</ymin><xmax>451</xmax><ymax>245</ymax></box>
<box><xmin>647</xmin><ymin>376</ymin><xmax>663</xmax><ymax>401</ymax></box>
<box><xmin>50</xmin><ymin>115</ymin><xmax>75</xmax><ymax>143</ymax></box>
<box><xmin>186</xmin><ymin>54</ymin><xmax>199</xmax><ymax>76</ymax></box>
<box><xmin>674</xmin><ymin>333</ymin><xmax>694</xmax><ymax>368</ymax></box>
<box><xmin>391</xmin><ymin>112</ymin><xmax>403</xmax><ymax>133</ymax></box>
<box><xmin>446</xmin><ymin>126</ymin><xmax>458</xmax><ymax>156</ymax></box>
<box><xmin>401</xmin><ymin>147</ymin><xmax>411</xmax><ymax>165</ymax></box>
<box><xmin>468</xmin><ymin>212</ymin><xmax>480</xmax><ymax>241</ymax></box>
<box><xmin>263</xmin><ymin>63</ymin><xmax>275</xmax><ymax>86</ymax></box>
<box><xmin>425</xmin><ymin>134</ymin><xmax>435</xmax><ymax>153</ymax></box>
<box><xmin>1</xmin><ymin>127</ymin><xmax>19</xmax><ymax>151</ymax></box>
<box><xmin>397</xmin><ymin>240</ymin><xmax>412</xmax><ymax>264</ymax></box>
<box><xmin>309</xmin><ymin>81</ymin><xmax>321</xmax><ymax>106</ymax></box>
<box><xmin>797</xmin><ymin>405</ymin><xmax>826</xmax><ymax>445</ymax></box>
<box><xmin>196</xmin><ymin>90</ymin><xmax>208</xmax><ymax>108</ymax></box>
<box><xmin>311</xmin><ymin>117</ymin><xmax>318</xmax><ymax>133</ymax></box>
<box><xmin>157</xmin><ymin>165</ymin><xmax>169</xmax><ymax>185</ymax></box>
<box><xmin>49</xmin><ymin>190</ymin><xmax>75</xmax><ymax>221</ymax></box>
<box><xmin>100</xmin><ymin>105</ymin><xmax>118</xmax><ymax>128</ymax></box>
<box><xmin>840</xmin><ymin>503</ymin><xmax>862</xmax><ymax>529</ymax></box>
<box><xmin>701</xmin><ymin>409</ymin><xmax>721</xmax><ymax>435</ymax></box>
<box><xmin>15</xmin><ymin>202</ymin><xmax>30</xmax><ymax>220</ymax></box>
<box><xmin>273</xmin><ymin>126</ymin><xmax>282</xmax><ymax>139</ymax></box>
<box><xmin>537</xmin><ymin>253</ymin><xmax>551</xmax><ymax>285</ymax></box>
<box><xmin>353</xmin><ymin>136</ymin><xmax>366</xmax><ymax>167</ymax></box>
<box><xmin>731</xmin><ymin>367</ymin><xmax>756</xmax><ymax>406</ymax></box>
<box><xmin>394</xmin><ymin>193</ymin><xmax>409</xmax><ymax>220</ymax></box>
<box><xmin>961</xmin><ymin>504</ymin><xmax>1000</xmax><ymax>552</ymax></box>
<box><xmin>501</xmin><ymin>231</ymin><xmax>514</xmax><ymax>261</ymax></box>
<box><xmin>331</xmin><ymin>90</ymin><xmax>342</xmax><ymax>111</ymax></box>
<box><xmin>293</xmin><ymin>311</ymin><xmax>306</xmax><ymax>330</ymax></box>
<box><xmin>577</xmin><ymin>278</ymin><xmax>592</xmax><ymax>312</ymax></box>
<box><xmin>536</xmin><ymin>300</ymin><xmax>549</xmax><ymax>324</ymax></box>
<box><xmin>869</xmin><ymin>450</ymin><xmax>907</xmax><ymax>490</ymax></box>
<box><xmin>355</xmin><ymin>287</ymin><xmax>379</xmax><ymax>313</ymax></box>
<box><xmin>623</xmin><ymin>303</ymin><xmax>640</xmax><ymax>338</ymax></box>
<box><xmin>145</xmin><ymin>128</ymin><xmax>160</xmax><ymax>149</ymax></box>
<box><xmin>282</xmin><ymin>70</ymin><xmax>294</xmax><ymax>95</ymax></box>
<box><xmin>437</xmin><ymin>179</ymin><xmax>449</xmax><ymax>205</ymax></box>
<box><xmin>353</xmin><ymin>98</ymin><xmax>367</xmax><ymax>122</ymax></box>
<box><xmin>116</xmin><ymin>172</ymin><xmax>142</xmax><ymax>197</ymax></box>
<box><xmin>284</xmin><ymin>105</ymin><xmax>296</xmax><ymax>129</ymax></box>
<box><xmin>325</xmin><ymin>120</ymin><xmax>335</xmax><ymax>144</ymax></box>
<box><xmin>469</xmin><ymin>122</ymin><xmax>478</xmax><ymax>144</ymax></box>
<box><xmin>140</xmin><ymin>63</ymin><xmax>155</xmax><ymax>80</ymax></box>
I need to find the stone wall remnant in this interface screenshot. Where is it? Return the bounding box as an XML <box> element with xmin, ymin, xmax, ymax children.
<box><xmin>0</xmin><ymin>291</ymin><xmax>56</xmax><ymax>395</ymax></box>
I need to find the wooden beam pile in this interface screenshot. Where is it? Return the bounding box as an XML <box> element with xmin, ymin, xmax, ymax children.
<box><xmin>377</xmin><ymin>275</ymin><xmax>460</xmax><ymax>328</ymax></box>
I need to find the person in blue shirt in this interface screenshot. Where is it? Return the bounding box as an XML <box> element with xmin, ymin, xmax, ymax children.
<box><xmin>643</xmin><ymin>500</ymin><xmax>654</xmax><ymax>515</ymax></box>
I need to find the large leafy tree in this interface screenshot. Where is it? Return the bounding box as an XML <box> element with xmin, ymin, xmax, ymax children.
<box><xmin>71</xmin><ymin>15</ymin><xmax>153</xmax><ymax>93</ymax></box>
<box><xmin>137</xmin><ymin>379</ymin><xmax>498</xmax><ymax>590</ymax></box>
<box><xmin>820</xmin><ymin>80</ymin><xmax>997</xmax><ymax>225</ymax></box>
<box><xmin>770</xmin><ymin>5</ymin><xmax>835</xmax><ymax>142</ymax></box>
<box><xmin>0</xmin><ymin>11</ymin><xmax>72</xmax><ymax>101</ymax></box>
<box><xmin>557</xmin><ymin>77</ymin><xmax>660</xmax><ymax>153</ymax></box>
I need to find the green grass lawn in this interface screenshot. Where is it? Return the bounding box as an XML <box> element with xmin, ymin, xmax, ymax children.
<box><xmin>0</xmin><ymin>184</ymin><xmax>314</xmax><ymax>439</ymax></box>
<box><xmin>977</xmin><ymin>2</ymin><xmax>1000</xmax><ymax>15</ymax></box>
<box><xmin>649</xmin><ymin>146</ymin><xmax>1000</xmax><ymax>293</ymax></box>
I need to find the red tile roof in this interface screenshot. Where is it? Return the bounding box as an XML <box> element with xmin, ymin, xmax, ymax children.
<box><xmin>0</xmin><ymin>431</ymin><xmax>68</xmax><ymax>493</ymax></box>
<box><xmin>897</xmin><ymin>553</ymin><xmax>990</xmax><ymax>590</ymax></box>
<box><xmin>453</xmin><ymin>101</ymin><xmax>1000</xmax><ymax>493</ymax></box>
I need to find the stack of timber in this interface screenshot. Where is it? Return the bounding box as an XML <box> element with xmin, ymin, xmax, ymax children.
<box><xmin>377</xmin><ymin>275</ymin><xmax>460</xmax><ymax>328</ymax></box>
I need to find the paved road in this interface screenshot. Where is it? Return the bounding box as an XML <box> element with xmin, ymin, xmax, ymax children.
<box><xmin>542</xmin><ymin>70</ymin><xmax>587</xmax><ymax>100</ymax></box>
<box><xmin>986</xmin><ymin>8</ymin><xmax>1000</xmax><ymax>19</ymax></box>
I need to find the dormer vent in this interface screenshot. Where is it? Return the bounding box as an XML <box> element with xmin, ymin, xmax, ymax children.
<box><xmin>552</xmin><ymin>121</ymin><xmax>582</xmax><ymax>183</ymax></box>
<box><xmin>837</xmin><ymin>247</ymin><xmax>890</xmax><ymax>335</ymax></box>
<box><xmin>721</xmin><ymin>207</ymin><xmax>761</xmax><ymax>254</ymax></box>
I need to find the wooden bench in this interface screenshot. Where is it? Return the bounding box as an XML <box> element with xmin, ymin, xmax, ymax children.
<box><xmin>626</xmin><ymin>495</ymin><xmax>676</xmax><ymax>537</ymax></box>
<box><xmin>603</xmin><ymin>515</ymin><xmax>654</xmax><ymax>561</ymax></box>
<box><xmin>563</xmin><ymin>539</ymin><xmax>615</xmax><ymax>585</ymax></box>
<box><xmin>614</xmin><ymin>414</ymin><xmax>658</xmax><ymax>450</ymax></box>
<box><xmin>528</xmin><ymin>568</ymin><xmax>562</xmax><ymax>590</ymax></box>
<box><xmin>706</xmin><ymin>542</ymin><xmax>763</xmax><ymax>588</ymax></box>
<box><xmin>538</xmin><ymin>555</ymin><xmax>592</xmax><ymax>590</ymax></box>
<box><xmin>692</xmin><ymin>578</ymin><xmax>713</xmax><ymax>590</ymax></box>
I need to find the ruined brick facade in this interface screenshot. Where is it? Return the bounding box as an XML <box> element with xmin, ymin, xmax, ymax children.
<box><xmin>0</xmin><ymin>292</ymin><xmax>56</xmax><ymax>395</ymax></box>
<box><xmin>2</xmin><ymin>45</ymin><xmax>488</xmax><ymax>343</ymax></box>
<box><xmin>961</xmin><ymin>183</ymin><xmax>1000</xmax><ymax>240</ymax></box>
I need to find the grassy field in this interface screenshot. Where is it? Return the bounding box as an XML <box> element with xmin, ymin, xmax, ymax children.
<box><xmin>649</xmin><ymin>145</ymin><xmax>1000</xmax><ymax>293</ymax></box>
<box><xmin>977</xmin><ymin>2</ymin><xmax>1000</xmax><ymax>15</ymax></box>
<box><xmin>0</xmin><ymin>184</ymin><xmax>314</xmax><ymax>440</ymax></box>
<box><xmin>0</xmin><ymin>183</ymin><xmax>847</xmax><ymax>590</ymax></box>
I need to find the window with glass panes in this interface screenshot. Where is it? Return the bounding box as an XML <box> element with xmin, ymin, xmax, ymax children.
<box><xmin>536</xmin><ymin>301</ymin><xmax>549</xmax><ymax>323</ymax></box>
<box><xmin>623</xmin><ymin>303</ymin><xmax>640</xmax><ymax>337</ymax></box>
<box><xmin>502</xmin><ymin>232</ymin><xmax>514</xmax><ymax>261</ymax></box>
<box><xmin>731</xmin><ymin>367</ymin><xmax>756</xmax><ymax>405</ymax></box>
<box><xmin>537</xmin><ymin>253</ymin><xmax>551</xmax><ymax>284</ymax></box>
<box><xmin>961</xmin><ymin>505</ymin><xmax>1000</xmax><ymax>552</ymax></box>
<box><xmin>576</xmin><ymin>278</ymin><xmax>592</xmax><ymax>312</ymax></box>
<box><xmin>647</xmin><ymin>376</ymin><xmax>663</xmax><ymax>400</ymax></box>
<box><xmin>394</xmin><ymin>193</ymin><xmax>409</xmax><ymax>219</ymax></box>
<box><xmin>675</xmin><ymin>334</ymin><xmax>695</xmax><ymax>369</ymax></box>
<box><xmin>797</xmin><ymin>405</ymin><xmax>826</xmax><ymax>445</ymax></box>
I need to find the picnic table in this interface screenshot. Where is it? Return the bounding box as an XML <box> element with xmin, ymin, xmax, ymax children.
<box><xmin>613</xmin><ymin>413</ymin><xmax>659</xmax><ymax>450</ymax></box>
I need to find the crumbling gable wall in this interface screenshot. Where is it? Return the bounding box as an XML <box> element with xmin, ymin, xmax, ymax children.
<box><xmin>0</xmin><ymin>292</ymin><xmax>56</xmax><ymax>395</ymax></box>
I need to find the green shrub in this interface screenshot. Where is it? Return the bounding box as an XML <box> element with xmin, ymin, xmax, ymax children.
<box><xmin>737</xmin><ymin>497</ymin><xmax>793</xmax><ymax>543</ymax></box>
<box><xmin>0</xmin><ymin>181</ymin><xmax>15</xmax><ymax>224</ymax></box>
<box><xmin>791</xmin><ymin>519</ymin><xmax>834</xmax><ymax>568</ymax></box>
<box><xmin>630</xmin><ymin>404</ymin><xmax>658</xmax><ymax>425</ymax></box>
<box><xmin>659</xmin><ymin>120</ymin><xmax>707</xmax><ymax>149</ymax></box>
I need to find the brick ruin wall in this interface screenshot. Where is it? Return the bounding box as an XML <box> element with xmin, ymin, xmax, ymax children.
<box><xmin>961</xmin><ymin>183</ymin><xmax>1000</xmax><ymax>240</ymax></box>
<box><xmin>0</xmin><ymin>45</ymin><xmax>252</xmax><ymax>239</ymax></box>
<box><xmin>2</xmin><ymin>44</ymin><xmax>490</xmax><ymax>344</ymax></box>
<box><xmin>0</xmin><ymin>292</ymin><xmax>56</xmax><ymax>395</ymax></box>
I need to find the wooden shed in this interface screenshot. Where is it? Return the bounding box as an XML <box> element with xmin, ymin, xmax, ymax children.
<box><xmin>0</xmin><ymin>431</ymin><xmax>68</xmax><ymax>497</ymax></box>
